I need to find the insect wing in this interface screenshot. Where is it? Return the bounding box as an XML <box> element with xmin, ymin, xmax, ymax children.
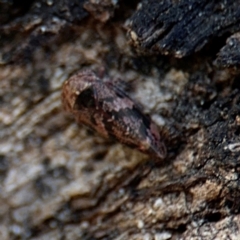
<box><xmin>73</xmin><ymin>85</ymin><xmax>98</xmax><ymax>111</ymax></box>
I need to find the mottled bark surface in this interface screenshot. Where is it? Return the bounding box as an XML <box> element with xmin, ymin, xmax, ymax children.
<box><xmin>0</xmin><ymin>1</ymin><xmax>240</xmax><ymax>239</ymax></box>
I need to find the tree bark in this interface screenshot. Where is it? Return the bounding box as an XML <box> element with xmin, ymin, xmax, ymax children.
<box><xmin>0</xmin><ymin>1</ymin><xmax>240</xmax><ymax>239</ymax></box>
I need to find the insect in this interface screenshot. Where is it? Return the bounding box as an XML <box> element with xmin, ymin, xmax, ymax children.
<box><xmin>62</xmin><ymin>70</ymin><xmax>166</xmax><ymax>160</ymax></box>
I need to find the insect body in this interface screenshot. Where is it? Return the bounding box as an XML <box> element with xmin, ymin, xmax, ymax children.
<box><xmin>62</xmin><ymin>70</ymin><xmax>166</xmax><ymax>159</ymax></box>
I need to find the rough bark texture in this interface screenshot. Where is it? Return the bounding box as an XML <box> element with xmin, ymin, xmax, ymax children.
<box><xmin>216</xmin><ymin>32</ymin><xmax>240</xmax><ymax>67</ymax></box>
<box><xmin>0</xmin><ymin>1</ymin><xmax>240</xmax><ymax>240</ymax></box>
<box><xmin>127</xmin><ymin>0</ymin><xmax>240</xmax><ymax>57</ymax></box>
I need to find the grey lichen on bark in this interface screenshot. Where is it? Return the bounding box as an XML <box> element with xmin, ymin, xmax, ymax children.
<box><xmin>0</xmin><ymin>0</ymin><xmax>240</xmax><ymax>239</ymax></box>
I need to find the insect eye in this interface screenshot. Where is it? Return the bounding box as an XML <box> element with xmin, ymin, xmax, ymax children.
<box><xmin>73</xmin><ymin>87</ymin><xmax>95</xmax><ymax>110</ymax></box>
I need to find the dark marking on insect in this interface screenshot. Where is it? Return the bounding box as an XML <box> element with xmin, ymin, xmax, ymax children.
<box><xmin>62</xmin><ymin>70</ymin><xmax>167</xmax><ymax>160</ymax></box>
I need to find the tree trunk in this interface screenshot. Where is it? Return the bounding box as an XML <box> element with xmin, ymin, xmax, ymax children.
<box><xmin>0</xmin><ymin>1</ymin><xmax>240</xmax><ymax>239</ymax></box>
